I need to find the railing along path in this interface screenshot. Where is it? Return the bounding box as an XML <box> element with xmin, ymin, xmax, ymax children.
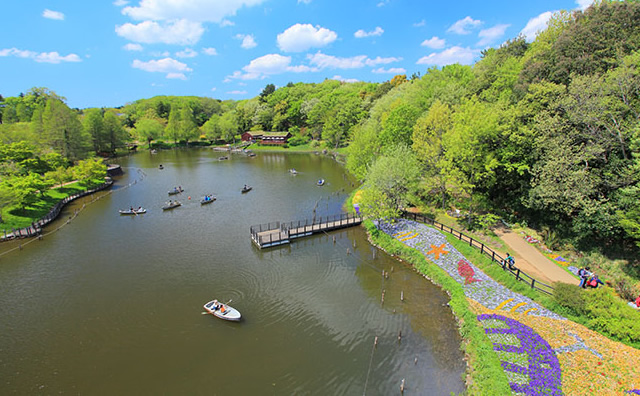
<box><xmin>401</xmin><ymin>211</ymin><xmax>555</xmax><ymax>295</ymax></box>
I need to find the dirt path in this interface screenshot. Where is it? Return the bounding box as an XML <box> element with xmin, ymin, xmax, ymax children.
<box><xmin>494</xmin><ymin>228</ymin><xmax>577</xmax><ymax>285</ymax></box>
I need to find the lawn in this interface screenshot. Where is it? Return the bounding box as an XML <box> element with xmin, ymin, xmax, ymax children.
<box><xmin>1</xmin><ymin>182</ymin><xmax>88</xmax><ymax>231</ymax></box>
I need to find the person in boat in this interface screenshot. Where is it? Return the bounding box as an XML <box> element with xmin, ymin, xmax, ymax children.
<box><xmin>137</xmin><ymin>206</ymin><xmax>142</xmax><ymax>211</ymax></box>
<box><xmin>212</xmin><ymin>300</ymin><xmax>221</xmax><ymax>311</ymax></box>
<box><xmin>130</xmin><ymin>206</ymin><xmax>134</xmax><ymax>211</ymax></box>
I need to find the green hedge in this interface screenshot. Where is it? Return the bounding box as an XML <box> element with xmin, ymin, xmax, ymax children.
<box><xmin>364</xmin><ymin>220</ymin><xmax>511</xmax><ymax>395</ymax></box>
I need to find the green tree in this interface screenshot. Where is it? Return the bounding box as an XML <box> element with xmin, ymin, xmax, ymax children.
<box><xmin>134</xmin><ymin>118</ymin><xmax>164</xmax><ymax>148</ymax></box>
<box><xmin>73</xmin><ymin>158</ymin><xmax>106</xmax><ymax>188</ymax></box>
<box><xmin>83</xmin><ymin>108</ymin><xmax>106</xmax><ymax>153</ymax></box>
<box><xmin>178</xmin><ymin>106</ymin><xmax>198</xmax><ymax>144</ymax></box>
<box><xmin>201</xmin><ymin>114</ymin><xmax>222</xmax><ymax>142</ymax></box>
<box><xmin>42</xmin><ymin>98</ymin><xmax>91</xmax><ymax>161</ymax></box>
<box><xmin>359</xmin><ymin>144</ymin><xmax>421</xmax><ymax>219</ymax></box>
<box><xmin>103</xmin><ymin>111</ymin><xmax>127</xmax><ymax>154</ymax></box>
<box><xmin>379</xmin><ymin>102</ymin><xmax>421</xmax><ymax>147</ymax></box>
<box><xmin>165</xmin><ymin>105</ymin><xmax>181</xmax><ymax>143</ymax></box>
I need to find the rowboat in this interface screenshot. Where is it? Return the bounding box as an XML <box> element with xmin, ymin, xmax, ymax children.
<box><xmin>317</xmin><ymin>179</ymin><xmax>325</xmax><ymax>186</ymax></box>
<box><xmin>200</xmin><ymin>196</ymin><xmax>216</xmax><ymax>204</ymax></box>
<box><xmin>289</xmin><ymin>168</ymin><xmax>297</xmax><ymax>174</ymax></box>
<box><xmin>241</xmin><ymin>185</ymin><xmax>252</xmax><ymax>193</ymax></box>
<box><xmin>203</xmin><ymin>300</ymin><xmax>241</xmax><ymax>321</ymax></box>
<box><xmin>119</xmin><ymin>208</ymin><xmax>146</xmax><ymax>215</ymax></box>
<box><xmin>168</xmin><ymin>187</ymin><xmax>184</xmax><ymax>195</ymax></box>
<box><xmin>162</xmin><ymin>201</ymin><xmax>181</xmax><ymax>210</ymax></box>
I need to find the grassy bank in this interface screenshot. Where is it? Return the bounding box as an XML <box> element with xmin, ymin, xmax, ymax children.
<box><xmin>1</xmin><ymin>182</ymin><xmax>88</xmax><ymax>231</ymax></box>
<box><xmin>363</xmin><ymin>220</ymin><xmax>512</xmax><ymax>395</ymax></box>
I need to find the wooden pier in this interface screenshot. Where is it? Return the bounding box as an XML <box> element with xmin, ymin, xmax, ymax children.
<box><xmin>251</xmin><ymin>213</ymin><xmax>363</xmax><ymax>248</ymax></box>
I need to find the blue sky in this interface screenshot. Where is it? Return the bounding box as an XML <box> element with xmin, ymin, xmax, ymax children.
<box><xmin>1</xmin><ymin>0</ymin><xmax>593</xmax><ymax>109</ymax></box>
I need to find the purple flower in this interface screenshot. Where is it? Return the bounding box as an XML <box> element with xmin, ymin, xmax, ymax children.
<box><xmin>478</xmin><ymin>314</ymin><xmax>563</xmax><ymax>395</ymax></box>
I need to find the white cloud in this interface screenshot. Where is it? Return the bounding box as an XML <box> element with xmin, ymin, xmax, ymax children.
<box><xmin>365</xmin><ymin>56</ymin><xmax>402</xmax><ymax>66</ymax></box>
<box><xmin>226</xmin><ymin>53</ymin><xmax>314</xmax><ymax>80</ymax></box>
<box><xmin>121</xmin><ymin>0</ymin><xmax>266</xmax><ymax>23</ymax></box>
<box><xmin>477</xmin><ymin>24</ymin><xmax>510</xmax><ymax>46</ymax></box>
<box><xmin>132</xmin><ymin>57</ymin><xmax>192</xmax><ymax>79</ymax></box>
<box><xmin>308</xmin><ymin>53</ymin><xmax>367</xmax><ymax>69</ymax></box>
<box><xmin>123</xmin><ymin>43</ymin><xmax>144</xmax><ymax>51</ymax></box>
<box><xmin>520</xmin><ymin>11</ymin><xmax>555</xmax><ymax>42</ymax></box>
<box><xmin>372</xmin><ymin>67</ymin><xmax>406</xmax><ymax>74</ymax></box>
<box><xmin>151</xmin><ymin>51</ymin><xmax>170</xmax><ymax>57</ymax></box>
<box><xmin>307</xmin><ymin>52</ymin><xmax>400</xmax><ymax>69</ymax></box>
<box><xmin>0</xmin><ymin>47</ymin><xmax>81</xmax><ymax>63</ymax></box>
<box><xmin>227</xmin><ymin>90</ymin><xmax>248</xmax><ymax>95</ymax></box>
<box><xmin>176</xmin><ymin>48</ymin><xmax>198</xmax><ymax>58</ymax></box>
<box><xmin>421</xmin><ymin>36</ymin><xmax>445</xmax><ymax>49</ymax></box>
<box><xmin>298</xmin><ymin>0</ymin><xmax>312</xmax><ymax>3</ymax></box>
<box><xmin>202</xmin><ymin>47</ymin><xmax>218</xmax><ymax>56</ymax></box>
<box><xmin>166</xmin><ymin>72</ymin><xmax>187</xmax><ymax>80</ymax></box>
<box><xmin>576</xmin><ymin>0</ymin><xmax>594</xmax><ymax>11</ymax></box>
<box><xmin>416</xmin><ymin>46</ymin><xmax>479</xmax><ymax>67</ymax></box>
<box><xmin>447</xmin><ymin>16</ymin><xmax>482</xmax><ymax>35</ymax></box>
<box><xmin>413</xmin><ymin>20</ymin><xmax>426</xmax><ymax>27</ymax></box>
<box><xmin>115</xmin><ymin>19</ymin><xmax>204</xmax><ymax>45</ymax></box>
<box><xmin>332</xmin><ymin>75</ymin><xmax>359</xmax><ymax>83</ymax></box>
<box><xmin>43</xmin><ymin>9</ymin><xmax>65</xmax><ymax>20</ymax></box>
<box><xmin>220</xmin><ymin>19</ymin><xmax>235</xmax><ymax>27</ymax></box>
<box><xmin>211</xmin><ymin>87</ymin><xmax>217</xmax><ymax>91</ymax></box>
<box><xmin>277</xmin><ymin>24</ymin><xmax>337</xmax><ymax>53</ymax></box>
<box><xmin>235</xmin><ymin>34</ymin><xmax>257</xmax><ymax>49</ymax></box>
<box><xmin>113</xmin><ymin>0</ymin><xmax>129</xmax><ymax>6</ymax></box>
<box><xmin>354</xmin><ymin>27</ymin><xmax>384</xmax><ymax>38</ymax></box>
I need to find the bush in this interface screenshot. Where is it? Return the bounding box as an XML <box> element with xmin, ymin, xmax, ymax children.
<box><xmin>584</xmin><ymin>288</ymin><xmax>640</xmax><ymax>345</ymax></box>
<box><xmin>287</xmin><ymin>135</ymin><xmax>308</xmax><ymax>146</ymax></box>
<box><xmin>552</xmin><ymin>283</ymin><xmax>587</xmax><ymax>316</ymax></box>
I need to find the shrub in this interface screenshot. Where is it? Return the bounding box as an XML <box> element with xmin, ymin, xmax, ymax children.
<box><xmin>584</xmin><ymin>287</ymin><xmax>640</xmax><ymax>345</ymax></box>
<box><xmin>287</xmin><ymin>135</ymin><xmax>308</xmax><ymax>146</ymax></box>
<box><xmin>552</xmin><ymin>283</ymin><xmax>587</xmax><ymax>316</ymax></box>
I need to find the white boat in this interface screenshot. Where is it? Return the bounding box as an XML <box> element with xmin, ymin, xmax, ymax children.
<box><xmin>289</xmin><ymin>168</ymin><xmax>297</xmax><ymax>174</ymax></box>
<box><xmin>317</xmin><ymin>179</ymin><xmax>325</xmax><ymax>186</ymax></box>
<box><xmin>203</xmin><ymin>300</ymin><xmax>241</xmax><ymax>321</ymax></box>
<box><xmin>241</xmin><ymin>185</ymin><xmax>252</xmax><ymax>193</ymax></box>
<box><xmin>162</xmin><ymin>201</ymin><xmax>182</xmax><ymax>210</ymax></box>
<box><xmin>168</xmin><ymin>187</ymin><xmax>184</xmax><ymax>195</ymax></box>
<box><xmin>119</xmin><ymin>208</ymin><xmax>147</xmax><ymax>215</ymax></box>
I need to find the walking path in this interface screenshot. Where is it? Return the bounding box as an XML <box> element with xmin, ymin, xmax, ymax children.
<box><xmin>494</xmin><ymin>227</ymin><xmax>577</xmax><ymax>285</ymax></box>
<box><xmin>379</xmin><ymin>218</ymin><xmax>640</xmax><ymax>395</ymax></box>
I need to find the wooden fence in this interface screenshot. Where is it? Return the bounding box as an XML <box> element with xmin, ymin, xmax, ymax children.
<box><xmin>1</xmin><ymin>179</ymin><xmax>114</xmax><ymax>242</ymax></box>
<box><xmin>401</xmin><ymin>211</ymin><xmax>555</xmax><ymax>296</ymax></box>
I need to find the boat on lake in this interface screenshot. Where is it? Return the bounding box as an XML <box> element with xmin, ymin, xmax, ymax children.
<box><xmin>168</xmin><ymin>187</ymin><xmax>184</xmax><ymax>195</ymax></box>
<box><xmin>317</xmin><ymin>179</ymin><xmax>325</xmax><ymax>186</ymax></box>
<box><xmin>200</xmin><ymin>195</ymin><xmax>216</xmax><ymax>204</ymax></box>
<box><xmin>162</xmin><ymin>201</ymin><xmax>182</xmax><ymax>210</ymax></box>
<box><xmin>241</xmin><ymin>185</ymin><xmax>252</xmax><ymax>193</ymax></box>
<box><xmin>158</xmin><ymin>164</ymin><xmax>164</xmax><ymax>169</ymax></box>
<box><xmin>119</xmin><ymin>207</ymin><xmax>146</xmax><ymax>215</ymax></box>
<box><xmin>218</xmin><ymin>156</ymin><xmax>229</xmax><ymax>161</ymax></box>
<box><xmin>289</xmin><ymin>168</ymin><xmax>298</xmax><ymax>174</ymax></box>
<box><xmin>203</xmin><ymin>300</ymin><xmax>241</xmax><ymax>322</ymax></box>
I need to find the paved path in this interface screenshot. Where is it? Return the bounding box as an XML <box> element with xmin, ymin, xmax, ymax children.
<box><xmin>494</xmin><ymin>228</ymin><xmax>577</xmax><ymax>285</ymax></box>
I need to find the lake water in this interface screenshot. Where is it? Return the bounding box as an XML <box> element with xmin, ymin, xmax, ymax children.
<box><xmin>0</xmin><ymin>149</ymin><xmax>465</xmax><ymax>395</ymax></box>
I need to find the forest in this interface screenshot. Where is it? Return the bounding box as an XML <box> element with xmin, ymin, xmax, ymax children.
<box><xmin>1</xmin><ymin>1</ymin><xmax>640</xmax><ymax>260</ymax></box>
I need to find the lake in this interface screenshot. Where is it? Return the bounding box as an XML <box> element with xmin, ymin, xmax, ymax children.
<box><xmin>0</xmin><ymin>148</ymin><xmax>465</xmax><ymax>395</ymax></box>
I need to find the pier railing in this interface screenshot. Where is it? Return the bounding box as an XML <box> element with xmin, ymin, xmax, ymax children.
<box><xmin>401</xmin><ymin>211</ymin><xmax>555</xmax><ymax>296</ymax></box>
<box><xmin>251</xmin><ymin>213</ymin><xmax>362</xmax><ymax>248</ymax></box>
